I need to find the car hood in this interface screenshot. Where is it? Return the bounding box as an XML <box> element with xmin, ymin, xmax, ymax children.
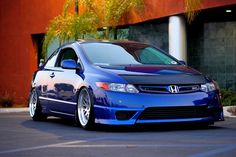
<box><xmin>98</xmin><ymin>65</ymin><xmax>207</xmax><ymax>85</ymax></box>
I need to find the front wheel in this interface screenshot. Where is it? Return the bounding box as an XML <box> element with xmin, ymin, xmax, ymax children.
<box><xmin>76</xmin><ymin>88</ymin><xmax>95</xmax><ymax>130</ymax></box>
<box><xmin>29</xmin><ymin>89</ymin><xmax>47</xmax><ymax>121</ymax></box>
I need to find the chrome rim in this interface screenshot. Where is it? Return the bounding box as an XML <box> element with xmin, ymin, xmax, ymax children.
<box><xmin>78</xmin><ymin>89</ymin><xmax>91</xmax><ymax>127</ymax></box>
<box><xmin>29</xmin><ymin>90</ymin><xmax>37</xmax><ymax>117</ymax></box>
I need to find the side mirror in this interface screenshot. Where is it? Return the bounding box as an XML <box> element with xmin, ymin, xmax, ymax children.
<box><xmin>39</xmin><ymin>59</ymin><xmax>45</xmax><ymax>67</ymax></box>
<box><xmin>61</xmin><ymin>59</ymin><xmax>81</xmax><ymax>70</ymax></box>
<box><xmin>179</xmin><ymin>60</ymin><xmax>186</xmax><ymax>65</ymax></box>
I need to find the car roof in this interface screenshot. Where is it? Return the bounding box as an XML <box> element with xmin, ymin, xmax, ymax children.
<box><xmin>76</xmin><ymin>39</ymin><xmax>144</xmax><ymax>45</ymax></box>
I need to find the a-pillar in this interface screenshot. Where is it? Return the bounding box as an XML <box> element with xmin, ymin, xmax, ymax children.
<box><xmin>168</xmin><ymin>16</ymin><xmax>187</xmax><ymax>62</ymax></box>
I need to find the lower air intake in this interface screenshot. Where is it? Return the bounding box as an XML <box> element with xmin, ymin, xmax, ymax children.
<box><xmin>138</xmin><ymin>106</ymin><xmax>208</xmax><ymax>120</ymax></box>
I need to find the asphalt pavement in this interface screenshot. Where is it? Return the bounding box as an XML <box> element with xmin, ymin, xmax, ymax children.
<box><xmin>0</xmin><ymin>112</ymin><xmax>236</xmax><ymax>157</ymax></box>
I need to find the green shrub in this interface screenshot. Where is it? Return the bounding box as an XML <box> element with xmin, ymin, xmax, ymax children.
<box><xmin>0</xmin><ymin>92</ymin><xmax>14</xmax><ymax>107</ymax></box>
<box><xmin>220</xmin><ymin>89</ymin><xmax>236</xmax><ymax>106</ymax></box>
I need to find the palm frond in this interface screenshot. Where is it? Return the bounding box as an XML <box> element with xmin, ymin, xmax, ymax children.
<box><xmin>42</xmin><ymin>0</ymin><xmax>144</xmax><ymax>58</ymax></box>
<box><xmin>185</xmin><ymin>0</ymin><xmax>202</xmax><ymax>23</ymax></box>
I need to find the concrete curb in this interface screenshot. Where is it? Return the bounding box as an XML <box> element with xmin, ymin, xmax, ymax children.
<box><xmin>223</xmin><ymin>106</ymin><xmax>236</xmax><ymax>118</ymax></box>
<box><xmin>0</xmin><ymin>107</ymin><xmax>236</xmax><ymax>118</ymax></box>
<box><xmin>0</xmin><ymin>108</ymin><xmax>28</xmax><ymax>113</ymax></box>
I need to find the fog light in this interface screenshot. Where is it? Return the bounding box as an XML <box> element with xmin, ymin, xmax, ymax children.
<box><xmin>115</xmin><ymin>111</ymin><xmax>136</xmax><ymax>120</ymax></box>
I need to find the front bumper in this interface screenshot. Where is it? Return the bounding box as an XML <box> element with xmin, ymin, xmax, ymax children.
<box><xmin>93</xmin><ymin>90</ymin><xmax>224</xmax><ymax>125</ymax></box>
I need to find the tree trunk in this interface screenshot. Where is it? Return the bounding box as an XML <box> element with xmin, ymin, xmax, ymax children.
<box><xmin>75</xmin><ymin>0</ymin><xmax>79</xmax><ymax>14</ymax></box>
<box><xmin>113</xmin><ymin>27</ymin><xmax>117</xmax><ymax>40</ymax></box>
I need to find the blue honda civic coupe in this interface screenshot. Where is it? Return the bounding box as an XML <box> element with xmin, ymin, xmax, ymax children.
<box><xmin>29</xmin><ymin>40</ymin><xmax>224</xmax><ymax>129</ymax></box>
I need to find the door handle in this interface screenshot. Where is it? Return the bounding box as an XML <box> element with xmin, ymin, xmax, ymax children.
<box><xmin>49</xmin><ymin>72</ymin><xmax>55</xmax><ymax>78</ymax></box>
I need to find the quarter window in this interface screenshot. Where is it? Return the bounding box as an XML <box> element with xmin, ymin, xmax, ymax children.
<box><xmin>44</xmin><ymin>49</ymin><xmax>59</xmax><ymax>67</ymax></box>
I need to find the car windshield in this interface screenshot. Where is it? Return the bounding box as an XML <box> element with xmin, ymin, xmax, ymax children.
<box><xmin>81</xmin><ymin>43</ymin><xmax>180</xmax><ymax>66</ymax></box>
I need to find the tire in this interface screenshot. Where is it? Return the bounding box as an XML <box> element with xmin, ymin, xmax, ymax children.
<box><xmin>76</xmin><ymin>88</ymin><xmax>95</xmax><ymax>130</ymax></box>
<box><xmin>194</xmin><ymin>121</ymin><xmax>214</xmax><ymax>129</ymax></box>
<box><xmin>29</xmin><ymin>89</ymin><xmax>47</xmax><ymax>121</ymax></box>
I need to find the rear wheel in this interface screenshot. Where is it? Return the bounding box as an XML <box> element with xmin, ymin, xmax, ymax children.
<box><xmin>29</xmin><ymin>89</ymin><xmax>47</xmax><ymax>121</ymax></box>
<box><xmin>76</xmin><ymin>88</ymin><xmax>95</xmax><ymax>130</ymax></box>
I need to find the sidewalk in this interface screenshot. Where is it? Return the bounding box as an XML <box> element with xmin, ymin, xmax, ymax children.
<box><xmin>223</xmin><ymin>106</ymin><xmax>236</xmax><ymax>118</ymax></box>
<box><xmin>0</xmin><ymin>107</ymin><xmax>235</xmax><ymax>118</ymax></box>
<box><xmin>0</xmin><ymin>108</ymin><xmax>28</xmax><ymax>113</ymax></box>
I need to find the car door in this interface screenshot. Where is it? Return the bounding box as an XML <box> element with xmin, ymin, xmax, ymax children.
<box><xmin>47</xmin><ymin>47</ymin><xmax>84</xmax><ymax>116</ymax></box>
<box><xmin>36</xmin><ymin>49</ymin><xmax>60</xmax><ymax>112</ymax></box>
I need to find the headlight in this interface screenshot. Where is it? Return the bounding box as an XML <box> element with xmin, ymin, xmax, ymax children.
<box><xmin>96</xmin><ymin>82</ymin><xmax>139</xmax><ymax>93</ymax></box>
<box><xmin>201</xmin><ymin>82</ymin><xmax>216</xmax><ymax>92</ymax></box>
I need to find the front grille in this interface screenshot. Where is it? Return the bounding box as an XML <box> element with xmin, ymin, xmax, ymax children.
<box><xmin>138</xmin><ymin>84</ymin><xmax>200</xmax><ymax>94</ymax></box>
<box><xmin>138</xmin><ymin>106</ymin><xmax>209</xmax><ymax>120</ymax></box>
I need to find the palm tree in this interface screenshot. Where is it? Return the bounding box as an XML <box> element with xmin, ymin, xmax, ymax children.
<box><xmin>42</xmin><ymin>0</ymin><xmax>98</xmax><ymax>58</ymax></box>
<box><xmin>42</xmin><ymin>0</ymin><xmax>201</xmax><ymax>58</ymax></box>
<box><xmin>42</xmin><ymin>0</ymin><xmax>143</xmax><ymax>57</ymax></box>
<box><xmin>80</xmin><ymin>0</ymin><xmax>144</xmax><ymax>39</ymax></box>
<box><xmin>64</xmin><ymin>0</ymin><xmax>79</xmax><ymax>14</ymax></box>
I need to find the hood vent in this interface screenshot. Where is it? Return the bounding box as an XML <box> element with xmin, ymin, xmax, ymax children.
<box><xmin>119</xmin><ymin>74</ymin><xmax>207</xmax><ymax>85</ymax></box>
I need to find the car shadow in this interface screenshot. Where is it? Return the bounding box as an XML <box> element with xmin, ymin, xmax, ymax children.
<box><xmin>22</xmin><ymin>116</ymin><xmax>224</xmax><ymax>134</ymax></box>
<box><xmin>96</xmin><ymin>123</ymin><xmax>224</xmax><ymax>133</ymax></box>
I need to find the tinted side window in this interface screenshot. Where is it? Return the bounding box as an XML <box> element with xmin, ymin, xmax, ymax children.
<box><xmin>55</xmin><ymin>48</ymin><xmax>78</xmax><ymax>67</ymax></box>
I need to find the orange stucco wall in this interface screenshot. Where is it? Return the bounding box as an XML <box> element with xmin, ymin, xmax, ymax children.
<box><xmin>121</xmin><ymin>0</ymin><xmax>236</xmax><ymax>25</ymax></box>
<box><xmin>0</xmin><ymin>0</ymin><xmax>66</xmax><ymax>105</ymax></box>
<box><xmin>0</xmin><ymin>0</ymin><xmax>235</xmax><ymax>105</ymax></box>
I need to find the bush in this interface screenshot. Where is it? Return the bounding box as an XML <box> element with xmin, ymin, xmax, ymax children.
<box><xmin>0</xmin><ymin>92</ymin><xmax>14</xmax><ymax>107</ymax></box>
<box><xmin>220</xmin><ymin>89</ymin><xmax>236</xmax><ymax>106</ymax></box>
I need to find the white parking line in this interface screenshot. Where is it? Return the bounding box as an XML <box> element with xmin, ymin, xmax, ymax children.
<box><xmin>1</xmin><ymin>137</ymin><xmax>235</xmax><ymax>157</ymax></box>
<box><xmin>0</xmin><ymin>140</ymin><xmax>86</xmax><ymax>155</ymax></box>
<box><xmin>55</xmin><ymin>144</ymin><xmax>223</xmax><ymax>148</ymax></box>
<box><xmin>0</xmin><ymin>137</ymin><xmax>106</xmax><ymax>155</ymax></box>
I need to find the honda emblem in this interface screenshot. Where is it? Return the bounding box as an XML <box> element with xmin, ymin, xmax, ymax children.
<box><xmin>168</xmin><ymin>85</ymin><xmax>179</xmax><ymax>93</ymax></box>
